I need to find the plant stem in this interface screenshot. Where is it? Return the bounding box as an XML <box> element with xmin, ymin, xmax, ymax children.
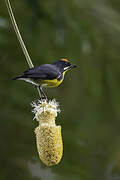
<box><xmin>5</xmin><ymin>0</ymin><xmax>34</xmax><ymax>69</ymax></box>
<box><xmin>5</xmin><ymin>0</ymin><xmax>41</xmax><ymax>96</ymax></box>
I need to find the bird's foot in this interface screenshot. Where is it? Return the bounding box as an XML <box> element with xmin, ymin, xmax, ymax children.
<box><xmin>38</xmin><ymin>95</ymin><xmax>48</xmax><ymax>103</ymax></box>
<box><xmin>41</xmin><ymin>96</ymin><xmax>48</xmax><ymax>103</ymax></box>
<box><xmin>35</xmin><ymin>85</ymin><xmax>48</xmax><ymax>103</ymax></box>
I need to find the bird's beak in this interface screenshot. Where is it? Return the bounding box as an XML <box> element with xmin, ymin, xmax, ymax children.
<box><xmin>64</xmin><ymin>64</ymin><xmax>77</xmax><ymax>71</ymax></box>
<box><xmin>69</xmin><ymin>64</ymin><xmax>77</xmax><ymax>69</ymax></box>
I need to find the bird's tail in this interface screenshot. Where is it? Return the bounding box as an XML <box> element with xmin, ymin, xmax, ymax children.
<box><xmin>12</xmin><ymin>75</ymin><xmax>23</xmax><ymax>80</ymax></box>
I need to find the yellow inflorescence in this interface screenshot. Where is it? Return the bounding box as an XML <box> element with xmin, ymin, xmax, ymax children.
<box><xmin>35</xmin><ymin>124</ymin><xmax>63</xmax><ymax>166</ymax></box>
<box><xmin>32</xmin><ymin>99</ymin><xmax>63</xmax><ymax>166</ymax></box>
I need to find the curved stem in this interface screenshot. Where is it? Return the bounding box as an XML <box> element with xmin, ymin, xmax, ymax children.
<box><xmin>5</xmin><ymin>0</ymin><xmax>42</xmax><ymax>97</ymax></box>
<box><xmin>5</xmin><ymin>0</ymin><xmax>34</xmax><ymax>69</ymax></box>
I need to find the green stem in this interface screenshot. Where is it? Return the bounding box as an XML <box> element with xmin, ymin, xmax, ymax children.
<box><xmin>5</xmin><ymin>0</ymin><xmax>34</xmax><ymax>69</ymax></box>
<box><xmin>5</xmin><ymin>0</ymin><xmax>41</xmax><ymax>96</ymax></box>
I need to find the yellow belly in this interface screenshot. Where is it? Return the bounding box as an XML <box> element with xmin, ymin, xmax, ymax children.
<box><xmin>41</xmin><ymin>78</ymin><xmax>64</xmax><ymax>87</ymax></box>
<box><xmin>35</xmin><ymin>71</ymin><xmax>67</xmax><ymax>88</ymax></box>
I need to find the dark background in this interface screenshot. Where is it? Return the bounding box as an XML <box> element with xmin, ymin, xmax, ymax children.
<box><xmin>0</xmin><ymin>0</ymin><xmax>120</xmax><ymax>179</ymax></box>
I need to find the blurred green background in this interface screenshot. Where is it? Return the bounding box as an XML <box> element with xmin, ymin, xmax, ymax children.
<box><xmin>1</xmin><ymin>0</ymin><xmax>120</xmax><ymax>179</ymax></box>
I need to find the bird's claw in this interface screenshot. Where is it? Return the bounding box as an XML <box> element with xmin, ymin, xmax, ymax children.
<box><xmin>39</xmin><ymin>96</ymin><xmax>48</xmax><ymax>103</ymax></box>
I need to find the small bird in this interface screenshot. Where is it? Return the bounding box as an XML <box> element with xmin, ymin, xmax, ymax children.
<box><xmin>13</xmin><ymin>58</ymin><xmax>77</xmax><ymax>100</ymax></box>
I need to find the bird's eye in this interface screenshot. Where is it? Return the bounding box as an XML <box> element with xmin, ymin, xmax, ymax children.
<box><xmin>65</xmin><ymin>63</ymin><xmax>68</xmax><ymax>66</ymax></box>
<box><xmin>66</xmin><ymin>63</ymin><xmax>70</xmax><ymax>67</ymax></box>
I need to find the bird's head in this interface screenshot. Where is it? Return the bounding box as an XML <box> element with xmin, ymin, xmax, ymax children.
<box><xmin>53</xmin><ymin>58</ymin><xmax>77</xmax><ymax>72</ymax></box>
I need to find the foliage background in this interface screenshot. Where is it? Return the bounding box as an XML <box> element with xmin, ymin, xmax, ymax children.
<box><xmin>0</xmin><ymin>0</ymin><xmax>120</xmax><ymax>179</ymax></box>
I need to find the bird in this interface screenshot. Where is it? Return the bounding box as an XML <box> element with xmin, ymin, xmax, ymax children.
<box><xmin>13</xmin><ymin>58</ymin><xmax>77</xmax><ymax>100</ymax></box>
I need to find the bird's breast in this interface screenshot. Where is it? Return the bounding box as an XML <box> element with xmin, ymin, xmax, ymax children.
<box><xmin>36</xmin><ymin>71</ymin><xmax>67</xmax><ymax>88</ymax></box>
<box><xmin>41</xmin><ymin>78</ymin><xmax>64</xmax><ymax>88</ymax></box>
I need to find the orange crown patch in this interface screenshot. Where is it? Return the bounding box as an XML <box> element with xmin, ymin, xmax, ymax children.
<box><xmin>61</xmin><ymin>58</ymin><xmax>69</xmax><ymax>62</ymax></box>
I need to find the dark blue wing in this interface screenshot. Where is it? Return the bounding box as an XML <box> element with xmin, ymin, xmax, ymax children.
<box><xmin>23</xmin><ymin>64</ymin><xmax>60</xmax><ymax>80</ymax></box>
